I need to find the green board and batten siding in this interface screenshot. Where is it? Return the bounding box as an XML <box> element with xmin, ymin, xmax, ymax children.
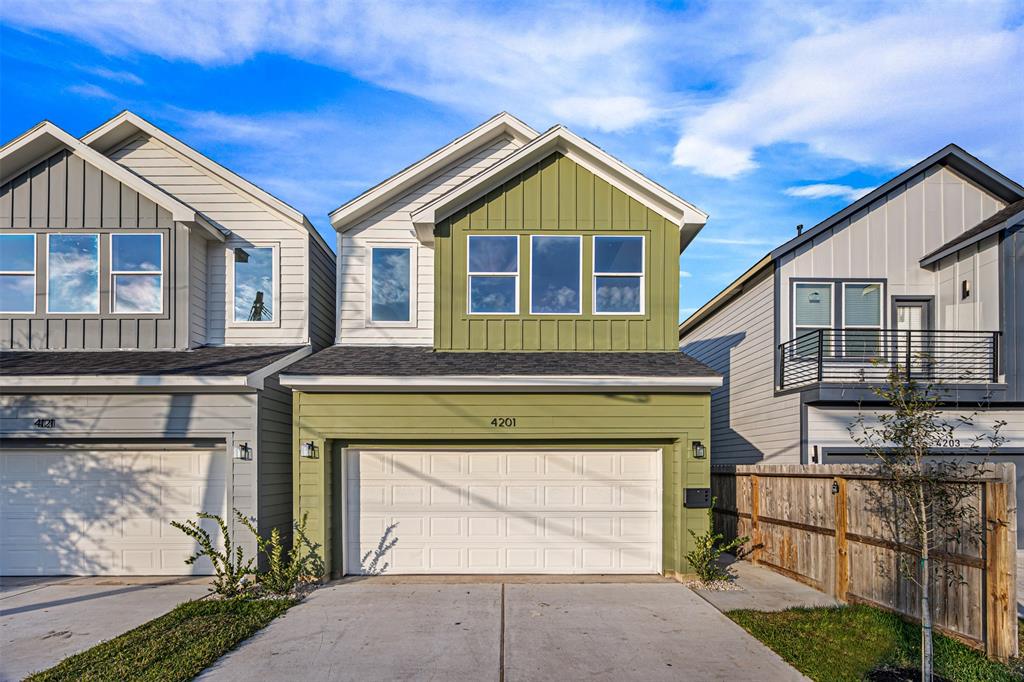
<box><xmin>435</xmin><ymin>153</ymin><xmax>680</xmax><ymax>351</ymax></box>
<box><xmin>293</xmin><ymin>391</ymin><xmax>711</xmax><ymax>578</ymax></box>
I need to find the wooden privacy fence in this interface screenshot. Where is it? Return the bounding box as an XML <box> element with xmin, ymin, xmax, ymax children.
<box><xmin>712</xmin><ymin>464</ymin><xmax>1018</xmax><ymax>661</ymax></box>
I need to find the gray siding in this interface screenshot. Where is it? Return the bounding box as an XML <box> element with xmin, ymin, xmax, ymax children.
<box><xmin>0</xmin><ymin>150</ymin><xmax>187</xmax><ymax>350</ymax></box>
<box><xmin>257</xmin><ymin>375</ymin><xmax>294</xmax><ymax>545</ymax></box>
<box><xmin>308</xmin><ymin>238</ymin><xmax>336</xmax><ymax>350</ymax></box>
<box><xmin>681</xmin><ymin>266</ymin><xmax>801</xmax><ymax>464</ymax></box>
<box><xmin>189</xmin><ymin>232</ymin><xmax>208</xmax><ymax>347</ymax></box>
<box><xmin>1003</xmin><ymin>224</ymin><xmax>1024</xmax><ymax>400</ymax></box>
<box><xmin>0</xmin><ymin>391</ymin><xmax>261</xmax><ymax>558</ymax></box>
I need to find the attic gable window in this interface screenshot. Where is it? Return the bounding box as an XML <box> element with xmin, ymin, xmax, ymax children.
<box><xmin>468</xmin><ymin>235</ymin><xmax>518</xmax><ymax>314</ymax></box>
<box><xmin>233</xmin><ymin>245</ymin><xmax>276</xmax><ymax>323</ymax></box>
<box><xmin>593</xmin><ymin>235</ymin><xmax>644</xmax><ymax>314</ymax></box>
<box><xmin>111</xmin><ymin>233</ymin><xmax>163</xmax><ymax>314</ymax></box>
<box><xmin>0</xmin><ymin>233</ymin><xmax>36</xmax><ymax>314</ymax></box>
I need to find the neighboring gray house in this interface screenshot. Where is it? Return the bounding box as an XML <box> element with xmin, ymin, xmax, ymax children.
<box><xmin>0</xmin><ymin>112</ymin><xmax>336</xmax><ymax>575</ymax></box>
<box><xmin>680</xmin><ymin>145</ymin><xmax>1024</xmax><ymax>536</ymax></box>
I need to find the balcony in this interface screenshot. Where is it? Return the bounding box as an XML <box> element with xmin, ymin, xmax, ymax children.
<box><xmin>778</xmin><ymin>329</ymin><xmax>1000</xmax><ymax>391</ymax></box>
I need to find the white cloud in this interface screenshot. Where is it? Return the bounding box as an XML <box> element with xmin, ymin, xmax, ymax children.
<box><xmin>784</xmin><ymin>183</ymin><xmax>873</xmax><ymax>202</ymax></box>
<box><xmin>1</xmin><ymin>1</ymin><xmax>666</xmax><ymax>133</ymax></box>
<box><xmin>81</xmin><ymin>65</ymin><xmax>143</xmax><ymax>84</ymax></box>
<box><xmin>673</xmin><ymin>3</ymin><xmax>1024</xmax><ymax>178</ymax></box>
<box><xmin>680</xmin><ymin>270</ymin><xmax>693</xmax><ymax>278</ymax></box>
<box><xmin>67</xmin><ymin>83</ymin><xmax>116</xmax><ymax>100</ymax></box>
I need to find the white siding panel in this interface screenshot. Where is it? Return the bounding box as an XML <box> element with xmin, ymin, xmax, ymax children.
<box><xmin>337</xmin><ymin>137</ymin><xmax>523</xmax><ymax>346</ymax></box>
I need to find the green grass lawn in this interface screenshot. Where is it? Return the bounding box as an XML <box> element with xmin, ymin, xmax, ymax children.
<box><xmin>728</xmin><ymin>605</ymin><xmax>1021</xmax><ymax>682</ymax></box>
<box><xmin>27</xmin><ymin>597</ymin><xmax>296</xmax><ymax>682</ymax></box>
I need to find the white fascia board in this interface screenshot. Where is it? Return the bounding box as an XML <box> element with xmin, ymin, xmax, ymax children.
<box><xmin>279</xmin><ymin>374</ymin><xmax>723</xmax><ymax>392</ymax></box>
<box><xmin>1</xmin><ymin>121</ymin><xmax>197</xmax><ymax>223</ymax></box>
<box><xmin>0</xmin><ymin>375</ymin><xmax>250</xmax><ymax>389</ymax></box>
<box><xmin>192</xmin><ymin>214</ymin><xmax>228</xmax><ymax>243</ymax></box>
<box><xmin>243</xmin><ymin>345</ymin><xmax>312</xmax><ymax>389</ymax></box>
<box><xmin>82</xmin><ymin>111</ymin><xmax>330</xmax><ymax>254</ymax></box>
<box><xmin>329</xmin><ymin>112</ymin><xmax>539</xmax><ymax>232</ymax></box>
<box><xmin>411</xmin><ymin>126</ymin><xmax>708</xmax><ymax>246</ymax></box>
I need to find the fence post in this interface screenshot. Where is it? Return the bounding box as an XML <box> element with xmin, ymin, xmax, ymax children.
<box><xmin>750</xmin><ymin>474</ymin><xmax>760</xmax><ymax>564</ymax></box>
<box><xmin>984</xmin><ymin>473</ymin><xmax>1017</xmax><ymax>661</ymax></box>
<box><xmin>834</xmin><ymin>476</ymin><xmax>849</xmax><ymax>601</ymax></box>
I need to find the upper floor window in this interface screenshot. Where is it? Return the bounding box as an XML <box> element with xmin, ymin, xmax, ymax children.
<box><xmin>369</xmin><ymin>245</ymin><xmax>412</xmax><ymax>323</ymax></box>
<box><xmin>593</xmin><ymin>235</ymin><xmax>644</xmax><ymax>314</ymax></box>
<box><xmin>233</xmin><ymin>245</ymin><xmax>276</xmax><ymax>323</ymax></box>
<box><xmin>111</xmin><ymin>233</ymin><xmax>163</xmax><ymax>314</ymax></box>
<box><xmin>47</xmin><ymin>233</ymin><xmax>99</xmax><ymax>314</ymax></box>
<box><xmin>793</xmin><ymin>282</ymin><xmax>833</xmax><ymax>355</ymax></box>
<box><xmin>0</xmin><ymin>233</ymin><xmax>36</xmax><ymax>314</ymax></box>
<box><xmin>468</xmin><ymin>235</ymin><xmax>518</xmax><ymax>314</ymax></box>
<box><xmin>842</xmin><ymin>282</ymin><xmax>883</xmax><ymax>357</ymax></box>
<box><xmin>530</xmin><ymin>235</ymin><xmax>581</xmax><ymax>315</ymax></box>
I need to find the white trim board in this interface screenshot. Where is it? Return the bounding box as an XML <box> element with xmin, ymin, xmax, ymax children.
<box><xmin>280</xmin><ymin>374</ymin><xmax>723</xmax><ymax>392</ymax></box>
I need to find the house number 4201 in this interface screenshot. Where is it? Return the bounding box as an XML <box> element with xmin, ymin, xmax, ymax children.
<box><xmin>490</xmin><ymin>417</ymin><xmax>517</xmax><ymax>428</ymax></box>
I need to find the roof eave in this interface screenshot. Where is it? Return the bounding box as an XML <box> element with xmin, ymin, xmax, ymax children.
<box><xmin>279</xmin><ymin>373</ymin><xmax>723</xmax><ymax>393</ymax></box>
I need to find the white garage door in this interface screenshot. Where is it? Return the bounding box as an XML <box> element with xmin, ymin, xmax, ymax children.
<box><xmin>345</xmin><ymin>449</ymin><xmax>662</xmax><ymax>575</ymax></box>
<box><xmin>0</xmin><ymin>446</ymin><xmax>227</xmax><ymax>576</ymax></box>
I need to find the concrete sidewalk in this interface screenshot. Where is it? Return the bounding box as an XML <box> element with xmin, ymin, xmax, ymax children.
<box><xmin>0</xmin><ymin>576</ymin><xmax>210</xmax><ymax>682</ymax></box>
<box><xmin>200</xmin><ymin>579</ymin><xmax>805</xmax><ymax>682</ymax></box>
<box><xmin>692</xmin><ymin>558</ymin><xmax>839</xmax><ymax>613</ymax></box>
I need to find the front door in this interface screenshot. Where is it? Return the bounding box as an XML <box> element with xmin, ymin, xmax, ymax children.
<box><xmin>894</xmin><ymin>299</ymin><xmax>931</xmax><ymax>376</ymax></box>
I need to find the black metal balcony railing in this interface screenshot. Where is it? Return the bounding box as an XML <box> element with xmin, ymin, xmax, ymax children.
<box><xmin>778</xmin><ymin>329</ymin><xmax>1000</xmax><ymax>391</ymax></box>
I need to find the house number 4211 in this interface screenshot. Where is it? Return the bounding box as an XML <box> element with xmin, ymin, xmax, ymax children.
<box><xmin>490</xmin><ymin>417</ymin><xmax>517</xmax><ymax>428</ymax></box>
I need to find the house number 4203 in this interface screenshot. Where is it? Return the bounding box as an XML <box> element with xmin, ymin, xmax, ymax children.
<box><xmin>490</xmin><ymin>417</ymin><xmax>517</xmax><ymax>428</ymax></box>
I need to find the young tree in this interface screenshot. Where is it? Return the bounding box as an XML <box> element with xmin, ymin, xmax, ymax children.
<box><xmin>848</xmin><ymin>367</ymin><xmax>1005</xmax><ymax>681</ymax></box>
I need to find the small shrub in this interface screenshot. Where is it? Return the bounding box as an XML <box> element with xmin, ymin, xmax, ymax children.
<box><xmin>237</xmin><ymin>511</ymin><xmax>324</xmax><ymax>595</ymax></box>
<box><xmin>170</xmin><ymin>509</ymin><xmax>256</xmax><ymax>598</ymax></box>
<box><xmin>685</xmin><ymin>497</ymin><xmax>749</xmax><ymax>583</ymax></box>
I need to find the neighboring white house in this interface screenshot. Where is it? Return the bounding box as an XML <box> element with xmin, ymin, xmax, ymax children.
<box><xmin>679</xmin><ymin>144</ymin><xmax>1024</xmax><ymax>539</ymax></box>
<box><xmin>0</xmin><ymin>112</ymin><xmax>336</xmax><ymax>575</ymax></box>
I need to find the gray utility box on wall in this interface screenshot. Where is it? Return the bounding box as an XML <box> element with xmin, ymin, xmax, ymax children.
<box><xmin>684</xmin><ymin>488</ymin><xmax>712</xmax><ymax>508</ymax></box>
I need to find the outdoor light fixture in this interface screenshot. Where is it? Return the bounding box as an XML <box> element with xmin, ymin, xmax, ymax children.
<box><xmin>300</xmin><ymin>441</ymin><xmax>319</xmax><ymax>459</ymax></box>
<box><xmin>961</xmin><ymin>279</ymin><xmax>971</xmax><ymax>300</ymax></box>
<box><xmin>233</xmin><ymin>442</ymin><xmax>252</xmax><ymax>460</ymax></box>
<box><xmin>692</xmin><ymin>441</ymin><xmax>707</xmax><ymax>459</ymax></box>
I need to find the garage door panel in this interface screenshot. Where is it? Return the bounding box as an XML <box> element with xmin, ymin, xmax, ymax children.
<box><xmin>346</xmin><ymin>449</ymin><xmax>661</xmax><ymax>575</ymax></box>
<box><xmin>1</xmin><ymin>447</ymin><xmax>226</xmax><ymax>576</ymax></box>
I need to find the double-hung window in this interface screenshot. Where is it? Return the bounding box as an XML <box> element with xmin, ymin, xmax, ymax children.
<box><xmin>593</xmin><ymin>235</ymin><xmax>644</xmax><ymax>314</ymax></box>
<box><xmin>111</xmin><ymin>233</ymin><xmax>163</xmax><ymax>313</ymax></box>
<box><xmin>0</xmin><ymin>233</ymin><xmax>36</xmax><ymax>313</ymax></box>
<box><xmin>47</xmin><ymin>233</ymin><xmax>99</xmax><ymax>314</ymax></box>
<box><xmin>793</xmin><ymin>282</ymin><xmax>833</xmax><ymax>357</ymax></box>
<box><xmin>233</xmin><ymin>245</ymin><xmax>276</xmax><ymax>323</ymax></box>
<box><xmin>842</xmin><ymin>282</ymin><xmax>883</xmax><ymax>357</ymax></box>
<box><xmin>468</xmin><ymin>235</ymin><xmax>518</xmax><ymax>314</ymax></box>
<box><xmin>530</xmin><ymin>235</ymin><xmax>581</xmax><ymax>315</ymax></box>
<box><xmin>369</xmin><ymin>245</ymin><xmax>413</xmax><ymax>323</ymax></box>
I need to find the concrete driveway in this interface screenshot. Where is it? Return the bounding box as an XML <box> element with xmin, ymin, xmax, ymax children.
<box><xmin>200</xmin><ymin>578</ymin><xmax>804</xmax><ymax>682</ymax></box>
<box><xmin>0</xmin><ymin>576</ymin><xmax>211</xmax><ymax>681</ymax></box>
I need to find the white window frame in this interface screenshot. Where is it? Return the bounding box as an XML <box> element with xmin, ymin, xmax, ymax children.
<box><xmin>0</xmin><ymin>232</ymin><xmax>36</xmax><ymax>314</ymax></box>
<box><xmin>592</xmin><ymin>234</ymin><xmax>645</xmax><ymax>316</ymax></box>
<box><xmin>841</xmin><ymin>281</ymin><xmax>885</xmax><ymax>358</ymax></box>
<box><xmin>46</xmin><ymin>232</ymin><xmax>100</xmax><ymax>315</ymax></box>
<box><xmin>110</xmin><ymin>232</ymin><xmax>164</xmax><ymax>315</ymax></box>
<box><xmin>466</xmin><ymin>234</ymin><xmax>519</xmax><ymax>316</ymax></box>
<box><xmin>365</xmin><ymin>242</ymin><xmax>417</xmax><ymax>327</ymax></box>
<box><xmin>529</xmin><ymin>234</ymin><xmax>583</xmax><ymax>316</ymax></box>
<box><xmin>228</xmin><ymin>242</ymin><xmax>281</xmax><ymax>328</ymax></box>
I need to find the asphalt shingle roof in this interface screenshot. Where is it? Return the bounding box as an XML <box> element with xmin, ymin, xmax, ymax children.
<box><xmin>283</xmin><ymin>346</ymin><xmax>719</xmax><ymax>378</ymax></box>
<box><xmin>0</xmin><ymin>345</ymin><xmax>305</xmax><ymax>376</ymax></box>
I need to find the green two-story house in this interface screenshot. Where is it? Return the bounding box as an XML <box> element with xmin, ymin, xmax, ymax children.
<box><xmin>280</xmin><ymin>113</ymin><xmax>720</xmax><ymax>579</ymax></box>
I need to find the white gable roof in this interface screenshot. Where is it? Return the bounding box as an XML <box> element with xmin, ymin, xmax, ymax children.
<box><xmin>411</xmin><ymin>125</ymin><xmax>709</xmax><ymax>250</ymax></box>
<box><xmin>329</xmin><ymin>112</ymin><xmax>538</xmax><ymax>233</ymax></box>
<box><xmin>82</xmin><ymin>111</ymin><xmax>329</xmax><ymax>253</ymax></box>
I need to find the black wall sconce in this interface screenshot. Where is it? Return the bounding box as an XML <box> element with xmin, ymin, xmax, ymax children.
<box><xmin>233</xmin><ymin>442</ymin><xmax>252</xmax><ymax>460</ymax></box>
<box><xmin>300</xmin><ymin>441</ymin><xmax>320</xmax><ymax>459</ymax></box>
<box><xmin>692</xmin><ymin>441</ymin><xmax>707</xmax><ymax>459</ymax></box>
<box><xmin>961</xmin><ymin>279</ymin><xmax>971</xmax><ymax>300</ymax></box>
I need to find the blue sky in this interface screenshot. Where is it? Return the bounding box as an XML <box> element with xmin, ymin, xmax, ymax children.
<box><xmin>2</xmin><ymin>1</ymin><xmax>1022</xmax><ymax>321</ymax></box>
